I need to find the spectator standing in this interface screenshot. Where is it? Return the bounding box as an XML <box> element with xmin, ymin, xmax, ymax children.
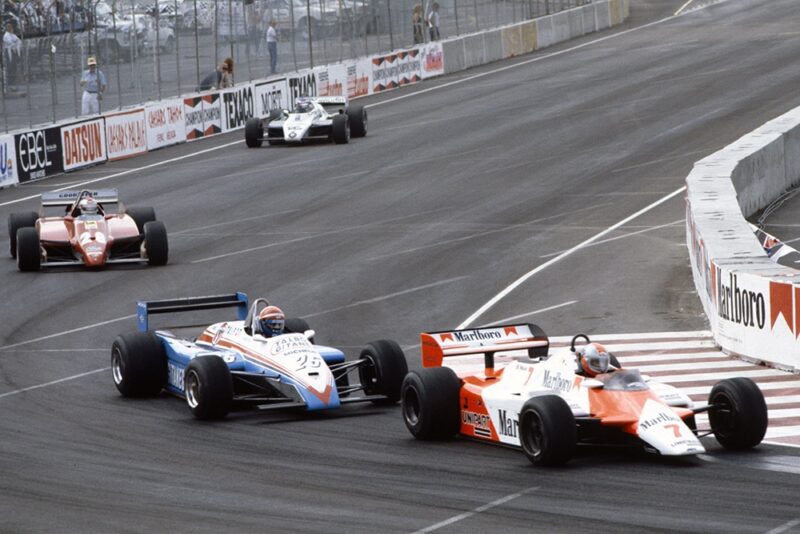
<box><xmin>3</xmin><ymin>21</ymin><xmax>21</xmax><ymax>91</ymax></box>
<box><xmin>412</xmin><ymin>4</ymin><xmax>423</xmax><ymax>45</ymax></box>
<box><xmin>427</xmin><ymin>2</ymin><xmax>440</xmax><ymax>41</ymax></box>
<box><xmin>220</xmin><ymin>56</ymin><xmax>234</xmax><ymax>88</ymax></box>
<box><xmin>266</xmin><ymin>19</ymin><xmax>277</xmax><ymax>75</ymax></box>
<box><xmin>79</xmin><ymin>56</ymin><xmax>106</xmax><ymax>115</ymax></box>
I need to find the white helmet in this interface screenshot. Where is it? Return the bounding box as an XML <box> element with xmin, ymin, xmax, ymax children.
<box><xmin>79</xmin><ymin>197</ymin><xmax>99</xmax><ymax>215</ymax></box>
<box><xmin>576</xmin><ymin>343</ymin><xmax>610</xmax><ymax>377</ymax></box>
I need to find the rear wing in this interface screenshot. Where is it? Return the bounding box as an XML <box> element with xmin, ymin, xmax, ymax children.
<box><xmin>41</xmin><ymin>189</ymin><xmax>119</xmax><ymax>207</ymax></box>
<box><xmin>315</xmin><ymin>96</ymin><xmax>348</xmax><ymax>106</ymax></box>
<box><xmin>137</xmin><ymin>293</ymin><xmax>249</xmax><ymax>332</ymax></box>
<box><xmin>421</xmin><ymin>324</ymin><xmax>549</xmax><ymax>368</ymax></box>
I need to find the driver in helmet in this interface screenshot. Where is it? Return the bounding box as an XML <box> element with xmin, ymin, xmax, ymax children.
<box><xmin>257</xmin><ymin>305</ymin><xmax>285</xmax><ymax>338</ymax></box>
<box><xmin>78</xmin><ymin>196</ymin><xmax>101</xmax><ymax>216</ymax></box>
<box><xmin>295</xmin><ymin>97</ymin><xmax>314</xmax><ymax>113</ymax></box>
<box><xmin>576</xmin><ymin>342</ymin><xmax>611</xmax><ymax>377</ymax></box>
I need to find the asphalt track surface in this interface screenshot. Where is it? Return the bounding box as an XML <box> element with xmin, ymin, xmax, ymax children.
<box><xmin>2</xmin><ymin>0</ymin><xmax>800</xmax><ymax>532</ymax></box>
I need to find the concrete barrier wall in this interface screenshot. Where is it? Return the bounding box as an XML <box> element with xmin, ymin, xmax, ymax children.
<box><xmin>686</xmin><ymin>106</ymin><xmax>800</xmax><ymax>371</ymax></box>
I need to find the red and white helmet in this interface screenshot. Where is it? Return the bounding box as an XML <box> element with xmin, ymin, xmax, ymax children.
<box><xmin>79</xmin><ymin>196</ymin><xmax>99</xmax><ymax>215</ymax></box>
<box><xmin>257</xmin><ymin>305</ymin><xmax>285</xmax><ymax>337</ymax></box>
<box><xmin>577</xmin><ymin>342</ymin><xmax>610</xmax><ymax>377</ymax></box>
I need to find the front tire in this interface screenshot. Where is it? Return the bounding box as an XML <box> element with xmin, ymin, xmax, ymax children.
<box><xmin>708</xmin><ymin>377</ymin><xmax>768</xmax><ymax>450</ymax></box>
<box><xmin>8</xmin><ymin>211</ymin><xmax>38</xmax><ymax>258</ymax></box>
<box><xmin>358</xmin><ymin>339</ymin><xmax>408</xmax><ymax>404</ymax></box>
<box><xmin>331</xmin><ymin>114</ymin><xmax>350</xmax><ymax>144</ymax></box>
<box><xmin>347</xmin><ymin>105</ymin><xmax>367</xmax><ymax>137</ymax></box>
<box><xmin>16</xmin><ymin>227</ymin><xmax>41</xmax><ymax>271</ymax></box>
<box><xmin>111</xmin><ymin>332</ymin><xmax>167</xmax><ymax>397</ymax></box>
<box><xmin>126</xmin><ymin>207</ymin><xmax>157</xmax><ymax>232</ymax></box>
<box><xmin>184</xmin><ymin>356</ymin><xmax>233</xmax><ymax>420</ymax></box>
<box><xmin>401</xmin><ymin>367</ymin><xmax>461</xmax><ymax>439</ymax></box>
<box><xmin>519</xmin><ymin>395</ymin><xmax>576</xmax><ymax>466</ymax></box>
<box><xmin>143</xmin><ymin>221</ymin><xmax>169</xmax><ymax>266</ymax></box>
<box><xmin>245</xmin><ymin>117</ymin><xmax>263</xmax><ymax>148</ymax></box>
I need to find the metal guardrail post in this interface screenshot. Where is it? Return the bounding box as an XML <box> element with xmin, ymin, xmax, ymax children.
<box><xmin>193</xmin><ymin>0</ymin><xmax>200</xmax><ymax>89</ymax></box>
<box><xmin>387</xmin><ymin>0</ymin><xmax>394</xmax><ymax>50</ymax></box>
<box><xmin>306</xmin><ymin>0</ymin><xmax>313</xmax><ymax>69</ymax></box>
<box><xmin>111</xmin><ymin>9</ymin><xmax>122</xmax><ymax>110</ymax></box>
<box><xmin>454</xmin><ymin>0</ymin><xmax>460</xmax><ymax>35</ymax></box>
<box><xmin>174</xmin><ymin>0</ymin><xmax>182</xmax><ymax>95</ymax></box>
<box><xmin>228</xmin><ymin>0</ymin><xmax>234</xmax><ymax>62</ymax></box>
<box><xmin>156</xmin><ymin>0</ymin><xmax>162</xmax><ymax>100</ymax></box>
<box><xmin>214</xmin><ymin>0</ymin><xmax>219</xmax><ymax>73</ymax></box>
<box><xmin>0</xmin><ymin>3</ymin><xmax>6</xmax><ymax>132</ymax></box>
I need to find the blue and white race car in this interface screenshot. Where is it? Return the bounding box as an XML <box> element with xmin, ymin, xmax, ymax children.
<box><xmin>111</xmin><ymin>293</ymin><xmax>408</xmax><ymax>419</ymax></box>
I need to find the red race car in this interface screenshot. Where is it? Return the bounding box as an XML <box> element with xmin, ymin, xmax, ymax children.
<box><xmin>7</xmin><ymin>189</ymin><xmax>168</xmax><ymax>271</ymax></box>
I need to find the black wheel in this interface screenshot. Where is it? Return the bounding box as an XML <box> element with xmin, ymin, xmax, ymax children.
<box><xmin>519</xmin><ymin>395</ymin><xmax>576</xmax><ymax>466</ymax></box>
<box><xmin>401</xmin><ymin>367</ymin><xmax>461</xmax><ymax>439</ymax></box>
<box><xmin>708</xmin><ymin>377</ymin><xmax>768</xmax><ymax>450</ymax></box>
<box><xmin>184</xmin><ymin>356</ymin><xmax>233</xmax><ymax>420</ymax></box>
<box><xmin>126</xmin><ymin>207</ymin><xmax>156</xmax><ymax>232</ymax></box>
<box><xmin>284</xmin><ymin>317</ymin><xmax>313</xmax><ymax>343</ymax></box>
<box><xmin>347</xmin><ymin>105</ymin><xmax>367</xmax><ymax>138</ymax></box>
<box><xmin>8</xmin><ymin>211</ymin><xmax>38</xmax><ymax>258</ymax></box>
<box><xmin>16</xmin><ymin>227</ymin><xmax>40</xmax><ymax>271</ymax></box>
<box><xmin>245</xmin><ymin>117</ymin><xmax>263</xmax><ymax>148</ymax></box>
<box><xmin>143</xmin><ymin>221</ymin><xmax>169</xmax><ymax>266</ymax></box>
<box><xmin>331</xmin><ymin>114</ymin><xmax>350</xmax><ymax>144</ymax></box>
<box><xmin>358</xmin><ymin>339</ymin><xmax>408</xmax><ymax>404</ymax></box>
<box><xmin>111</xmin><ymin>332</ymin><xmax>167</xmax><ymax>397</ymax></box>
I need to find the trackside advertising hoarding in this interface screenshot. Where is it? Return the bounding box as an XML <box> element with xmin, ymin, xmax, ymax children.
<box><xmin>0</xmin><ymin>134</ymin><xmax>19</xmax><ymax>188</ymax></box>
<box><xmin>14</xmin><ymin>126</ymin><xmax>63</xmax><ymax>183</ymax></box>
<box><xmin>317</xmin><ymin>64</ymin><xmax>347</xmax><ymax>97</ymax></box>
<box><xmin>346</xmin><ymin>58</ymin><xmax>371</xmax><ymax>99</ymax></box>
<box><xmin>184</xmin><ymin>93</ymin><xmax>222</xmax><ymax>141</ymax></box>
<box><xmin>145</xmin><ymin>99</ymin><xmax>186</xmax><ymax>150</ymax></box>
<box><xmin>61</xmin><ymin>118</ymin><xmax>107</xmax><ymax>171</ymax></box>
<box><xmin>420</xmin><ymin>42</ymin><xmax>444</xmax><ymax>79</ymax></box>
<box><xmin>221</xmin><ymin>84</ymin><xmax>256</xmax><ymax>132</ymax></box>
<box><xmin>254</xmin><ymin>79</ymin><xmax>289</xmax><ymax>119</ymax></box>
<box><xmin>105</xmin><ymin>109</ymin><xmax>147</xmax><ymax>161</ymax></box>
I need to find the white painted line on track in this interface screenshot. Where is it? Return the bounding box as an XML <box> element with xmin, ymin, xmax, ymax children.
<box><xmin>0</xmin><ymin>314</ymin><xmax>135</xmax><ymax>351</ymax></box>
<box><xmin>674</xmin><ymin>0</ymin><xmax>695</xmax><ymax>16</ymax></box>
<box><xmin>0</xmin><ymin>141</ymin><xmax>241</xmax><ymax>208</ymax></box>
<box><xmin>0</xmin><ymin>367</ymin><xmax>108</xmax><ymax>399</ymax></box>
<box><xmin>478</xmin><ymin>300</ymin><xmax>578</xmax><ymax>327</ymax></box>
<box><xmin>457</xmin><ymin>186</ymin><xmax>687</xmax><ymax>328</ymax></box>
<box><xmin>171</xmin><ymin>208</ymin><xmax>301</xmax><ymax>235</ymax></box>
<box><xmin>538</xmin><ymin>219</ymin><xmax>684</xmax><ymax>259</ymax></box>
<box><xmin>765</xmin><ymin>518</ymin><xmax>800</xmax><ymax>534</ymax></box>
<box><xmin>412</xmin><ymin>487</ymin><xmax>538</xmax><ymax>534</ymax></box>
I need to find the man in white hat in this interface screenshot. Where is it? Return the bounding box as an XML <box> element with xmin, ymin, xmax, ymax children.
<box><xmin>79</xmin><ymin>56</ymin><xmax>107</xmax><ymax>115</ymax></box>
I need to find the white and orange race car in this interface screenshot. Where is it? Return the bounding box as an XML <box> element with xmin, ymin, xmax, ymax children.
<box><xmin>7</xmin><ymin>189</ymin><xmax>168</xmax><ymax>271</ymax></box>
<box><xmin>400</xmin><ymin>324</ymin><xmax>768</xmax><ymax>466</ymax></box>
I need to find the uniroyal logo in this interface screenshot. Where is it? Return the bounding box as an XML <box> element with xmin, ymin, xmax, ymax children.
<box><xmin>716</xmin><ymin>269</ymin><xmax>766</xmax><ymax>329</ymax></box>
<box><xmin>461</xmin><ymin>410</ymin><xmax>490</xmax><ymax>430</ymax></box>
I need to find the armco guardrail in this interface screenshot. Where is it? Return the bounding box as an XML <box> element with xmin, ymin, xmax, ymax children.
<box><xmin>686</xmin><ymin>105</ymin><xmax>800</xmax><ymax>371</ymax></box>
<box><xmin>0</xmin><ymin>0</ymin><xmax>628</xmax><ymax>191</ymax></box>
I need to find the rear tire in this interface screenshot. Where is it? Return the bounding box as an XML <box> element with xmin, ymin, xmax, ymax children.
<box><xmin>111</xmin><ymin>332</ymin><xmax>167</xmax><ymax>397</ymax></box>
<box><xmin>401</xmin><ymin>367</ymin><xmax>461</xmax><ymax>439</ymax></box>
<box><xmin>519</xmin><ymin>395</ymin><xmax>576</xmax><ymax>466</ymax></box>
<box><xmin>184</xmin><ymin>356</ymin><xmax>233</xmax><ymax>420</ymax></box>
<box><xmin>126</xmin><ymin>207</ymin><xmax>156</xmax><ymax>232</ymax></box>
<box><xmin>245</xmin><ymin>117</ymin><xmax>263</xmax><ymax>148</ymax></box>
<box><xmin>16</xmin><ymin>227</ymin><xmax>41</xmax><ymax>271</ymax></box>
<box><xmin>359</xmin><ymin>339</ymin><xmax>408</xmax><ymax>404</ymax></box>
<box><xmin>8</xmin><ymin>211</ymin><xmax>38</xmax><ymax>258</ymax></box>
<box><xmin>347</xmin><ymin>105</ymin><xmax>367</xmax><ymax>137</ymax></box>
<box><xmin>143</xmin><ymin>221</ymin><xmax>169</xmax><ymax>266</ymax></box>
<box><xmin>331</xmin><ymin>114</ymin><xmax>350</xmax><ymax>144</ymax></box>
<box><xmin>708</xmin><ymin>377</ymin><xmax>768</xmax><ymax>450</ymax></box>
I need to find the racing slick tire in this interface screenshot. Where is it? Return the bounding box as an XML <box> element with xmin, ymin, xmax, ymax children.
<box><xmin>8</xmin><ymin>211</ymin><xmax>38</xmax><ymax>258</ymax></box>
<box><xmin>519</xmin><ymin>395</ymin><xmax>577</xmax><ymax>466</ymax></box>
<box><xmin>143</xmin><ymin>221</ymin><xmax>169</xmax><ymax>266</ymax></box>
<box><xmin>284</xmin><ymin>317</ymin><xmax>313</xmax><ymax>341</ymax></box>
<box><xmin>111</xmin><ymin>332</ymin><xmax>167</xmax><ymax>397</ymax></box>
<box><xmin>184</xmin><ymin>356</ymin><xmax>233</xmax><ymax>420</ymax></box>
<box><xmin>245</xmin><ymin>117</ymin><xmax>263</xmax><ymax>148</ymax></box>
<box><xmin>347</xmin><ymin>105</ymin><xmax>367</xmax><ymax>138</ymax></box>
<box><xmin>359</xmin><ymin>339</ymin><xmax>408</xmax><ymax>404</ymax></box>
<box><xmin>16</xmin><ymin>227</ymin><xmax>41</xmax><ymax>271</ymax></box>
<box><xmin>331</xmin><ymin>114</ymin><xmax>350</xmax><ymax>145</ymax></box>
<box><xmin>126</xmin><ymin>207</ymin><xmax>157</xmax><ymax>232</ymax></box>
<box><xmin>708</xmin><ymin>377</ymin><xmax>768</xmax><ymax>450</ymax></box>
<box><xmin>401</xmin><ymin>367</ymin><xmax>461</xmax><ymax>440</ymax></box>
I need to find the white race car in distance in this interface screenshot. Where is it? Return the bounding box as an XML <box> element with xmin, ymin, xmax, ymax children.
<box><xmin>245</xmin><ymin>96</ymin><xmax>367</xmax><ymax>147</ymax></box>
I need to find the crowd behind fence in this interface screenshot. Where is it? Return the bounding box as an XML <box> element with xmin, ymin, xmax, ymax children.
<box><xmin>1</xmin><ymin>0</ymin><xmax>591</xmax><ymax>133</ymax></box>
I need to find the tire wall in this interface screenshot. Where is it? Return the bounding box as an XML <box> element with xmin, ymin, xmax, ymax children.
<box><xmin>686</xmin><ymin>106</ymin><xmax>800</xmax><ymax>371</ymax></box>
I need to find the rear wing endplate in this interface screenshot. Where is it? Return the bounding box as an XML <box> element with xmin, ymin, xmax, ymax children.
<box><xmin>421</xmin><ymin>323</ymin><xmax>549</xmax><ymax>368</ymax></box>
<box><xmin>137</xmin><ymin>293</ymin><xmax>249</xmax><ymax>332</ymax></box>
<box><xmin>41</xmin><ymin>189</ymin><xmax>119</xmax><ymax>207</ymax></box>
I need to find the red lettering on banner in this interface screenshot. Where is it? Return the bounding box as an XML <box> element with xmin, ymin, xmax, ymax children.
<box><xmin>167</xmin><ymin>105</ymin><xmax>182</xmax><ymax>124</ymax></box>
<box><xmin>795</xmin><ymin>286</ymin><xmax>800</xmax><ymax>338</ymax></box>
<box><xmin>63</xmin><ymin>122</ymin><xmax>102</xmax><ymax>166</ymax></box>
<box><xmin>149</xmin><ymin>109</ymin><xmax>166</xmax><ymax>128</ymax></box>
<box><xmin>770</xmin><ymin>281</ymin><xmax>793</xmax><ymax>333</ymax></box>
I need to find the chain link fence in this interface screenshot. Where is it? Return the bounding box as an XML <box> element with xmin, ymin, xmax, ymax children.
<box><xmin>1</xmin><ymin>0</ymin><xmax>590</xmax><ymax>133</ymax></box>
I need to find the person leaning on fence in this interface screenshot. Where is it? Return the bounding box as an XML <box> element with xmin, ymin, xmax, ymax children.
<box><xmin>412</xmin><ymin>4</ymin><xmax>424</xmax><ymax>45</ymax></box>
<box><xmin>198</xmin><ymin>57</ymin><xmax>234</xmax><ymax>91</ymax></box>
<box><xmin>79</xmin><ymin>56</ymin><xmax>106</xmax><ymax>115</ymax></box>
<box><xmin>427</xmin><ymin>2</ymin><xmax>440</xmax><ymax>42</ymax></box>
<box><xmin>220</xmin><ymin>57</ymin><xmax>234</xmax><ymax>88</ymax></box>
<box><xmin>3</xmin><ymin>21</ymin><xmax>21</xmax><ymax>91</ymax></box>
<box><xmin>266</xmin><ymin>19</ymin><xmax>278</xmax><ymax>75</ymax></box>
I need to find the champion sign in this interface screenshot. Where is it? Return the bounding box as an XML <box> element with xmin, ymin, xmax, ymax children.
<box><xmin>61</xmin><ymin>118</ymin><xmax>107</xmax><ymax>171</ymax></box>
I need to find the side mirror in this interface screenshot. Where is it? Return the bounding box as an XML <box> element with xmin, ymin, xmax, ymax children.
<box><xmin>304</xmin><ymin>329</ymin><xmax>315</xmax><ymax>340</ymax></box>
